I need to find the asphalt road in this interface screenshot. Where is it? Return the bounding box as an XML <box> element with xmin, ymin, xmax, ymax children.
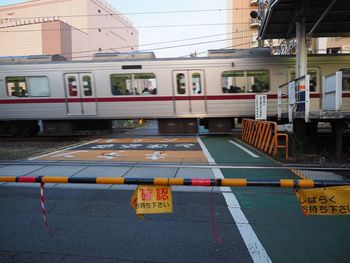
<box><xmin>0</xmin><ymin>187</ymin><xmax>251</xmax><ymax>263</ymax></box>
<box><xmin>1</xmin><ymin>131</ymin><xmax>350</xmax><ymax>263</ymax></box>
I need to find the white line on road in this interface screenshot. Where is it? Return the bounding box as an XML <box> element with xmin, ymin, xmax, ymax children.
<box><xmin>197</xmin><ymin>137</ymin><xmax>271</xmax><ymax>263</ymax></box>
<box><xmin>229</xmin><ymin>140</ymin><xmax>260</xmax><ymax>158</ymax></box>
<box><xmin>27</xmin><ymin>139</ymin><xmax>101</xmax><ymax>160</ymax></box>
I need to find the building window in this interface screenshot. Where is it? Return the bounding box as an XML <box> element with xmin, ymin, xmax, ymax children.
<box><xmin>6</xmin><ymin>76</ymin><xmax>50</xmax><ymax>97</ymax></box>
<box><xmin>222</xmin><ymin>70</ymin><xmax>270</xmax><ymax>93</ymax></box>
<box><xmin>110</xmin><ymin>73</ymin><xmax>157</xmax><ymax>95</ymax></box>
<box><xmin>98</xmin><ymin>9</ymin><xmax>101</xmax><ymax>13</ymax></box>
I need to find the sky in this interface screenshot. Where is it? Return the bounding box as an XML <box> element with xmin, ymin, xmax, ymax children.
<box><xmin>0</xmin><ymin>0</ymin><xmax>228</xmax><ymax>58</ymax></box>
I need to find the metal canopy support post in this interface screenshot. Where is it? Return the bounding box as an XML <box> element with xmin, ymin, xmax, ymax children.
<box><xmin>296</xmin><ymin>21</ymin><xmax>307</xmax><ymax>78</ymax></box>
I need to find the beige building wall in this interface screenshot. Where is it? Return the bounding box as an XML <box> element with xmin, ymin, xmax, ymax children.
<box><xmin>0</xmin><ymin>0</ymin><xmax>138</xmax><ymax>60</ymax></box>
<box><xmin>227</xmin><ymin>0</ymin><xmax>260</xmax><ymax>49</ymax></box>
<box><xmin>0</xmin><ymin>23</ymin><xmax>43</xmax><ymax>56</ymax></box>
<box><xmin>42</xmin><ymin>21</ymin><xmax>73</xmax><ymax>60</ymax></box>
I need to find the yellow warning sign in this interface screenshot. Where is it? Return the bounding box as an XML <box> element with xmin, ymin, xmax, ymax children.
<box><xmin>295</xmin><ymin>186</ymin><xmax>350</xmax><ymax>215</ymax></box>
<box><xmin>130</xmin><ymin>185</ymin><xmax>173</xmax><ymax>215</ymax></box>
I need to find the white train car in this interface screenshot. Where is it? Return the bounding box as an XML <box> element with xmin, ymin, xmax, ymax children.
<box><xmin>0</xmin><ymin>50</ymin><xmax>350</xmax><ymax>135</ymax></box>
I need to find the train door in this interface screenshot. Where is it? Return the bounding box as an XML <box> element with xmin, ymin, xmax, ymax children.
<box><xmin>64</xmin><ymin>73</ymin><xmax>97</xmax><ymax>116</ymax></box>
<box><xmin>173</xmin><ymin>70</ymin><xmax>206</xmax><ymax>115</ymax></box>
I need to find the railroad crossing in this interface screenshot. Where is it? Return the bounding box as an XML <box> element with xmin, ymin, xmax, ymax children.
<box><xmin>1</xmin><ymin>133</ymin><xmax>349</xmax><ymax>263</ymax></box>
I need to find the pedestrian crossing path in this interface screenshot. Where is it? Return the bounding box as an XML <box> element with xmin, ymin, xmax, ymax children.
<box><xmin>31</xmin><ymin>137</ymin><xmax>208</xmax><ymax>163</ymax></box>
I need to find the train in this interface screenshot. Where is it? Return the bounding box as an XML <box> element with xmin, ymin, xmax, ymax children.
<box><xmin>0</xmin><ymin>48</ymin><xmax>350</xmax><ymax>136</ymax></box>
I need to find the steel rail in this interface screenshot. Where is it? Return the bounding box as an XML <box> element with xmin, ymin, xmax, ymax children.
<box><xmin>1</xmin><ymin>160</ymin><xmax>350</xmax><ymax>171</ymax></box>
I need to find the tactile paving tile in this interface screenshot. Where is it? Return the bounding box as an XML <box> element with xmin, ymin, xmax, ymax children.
<box><xmin>0</xmin><ymin>165</ymin><xmax>45</xmax><ymax>176</ymax></box>
<box><xmin>292</xmin><ymin>169</ymin><xmax>344</xmax><ymax>181</ymax></box>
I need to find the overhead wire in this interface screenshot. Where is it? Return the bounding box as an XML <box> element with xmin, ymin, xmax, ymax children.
<box><xmin>55</xmin><ymin>30</ymin><xmax>254</xmax><ymax>56</ymax></box>
<box><xmin>0</xmin><ymin>22</ymin><xmax>252</xmax><ymax>32</ymax></box>
<box><xmin>71</xmin><ymin>37</ymin><xmax>257</xmax><ymax>60</ymax></box>
<box><xmin>0</xmin><ymin>7</ymin><xmax>259</xmax><ymax>21</ymax></box>
<box><xmin>0</xmin><ymin>5</ymin><xmax>262</xmax><ymax>59</ymax></box>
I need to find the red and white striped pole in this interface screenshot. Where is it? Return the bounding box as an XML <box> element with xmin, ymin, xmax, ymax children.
<box><xmin>40</xmin><ymin>182</ymin><xmax>52</xmax><ymax>237</ymax></box>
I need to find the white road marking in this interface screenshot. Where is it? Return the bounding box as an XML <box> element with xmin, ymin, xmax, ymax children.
<box><xmin>229</xmin><ymin>140</ymin><xmax>260</xmax><ymax>158</ymax></box>
<box><xmin>145</xmin><ymin>151</ymin><xmax>167</xmax><ymax>160</ymax></box>
<box><xmin>197</xmin><ymin>137</ymin><xmax>271</xmax><ymax>263</ymax></box>
<box><xmin>52</xmin><ymin>150</ymin><xmax>89</xmax><ymax>158</ymax></box>
<box><xmin>97</xmin><ymin>151</ymin><xmax>122</xmax><ymax>160</ymax></box>
<box><xmin>91</xmin><ymin>144</ymin><xmax>115</xmax><ymax>149</ymax></box>
<box><xmin>27</xmin><ymin>139</ymin><xmax>101</xmax><ymax>160</ymax></box>
<box><xmin>174</xmin><ymin>143</ymin><xmax>195</xmax><ymax>149</ymax></box>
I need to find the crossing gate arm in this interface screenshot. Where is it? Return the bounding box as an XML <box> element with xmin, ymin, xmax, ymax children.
<box><xmin>1</xmin><ymin>176</ymin><xmax>349</xmax><ymax>189</ymax></box>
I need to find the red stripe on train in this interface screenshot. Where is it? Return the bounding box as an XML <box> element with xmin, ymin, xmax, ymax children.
<box><xmin>1</xmin><ymin>93</ymin><xmax>349</xmax><ymax>104</ymax></box>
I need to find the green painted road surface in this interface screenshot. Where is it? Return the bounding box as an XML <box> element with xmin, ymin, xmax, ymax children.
<box><xmin>201</xmin><ymin>135</ymin><xmax>350</xmax><ymax>263</ymax></box>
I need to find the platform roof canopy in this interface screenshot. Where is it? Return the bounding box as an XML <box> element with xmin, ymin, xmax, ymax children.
<box><xmin>259</xmin><ymin>0</ymin><xmax>350</xmax><ymax>39</ymax></box>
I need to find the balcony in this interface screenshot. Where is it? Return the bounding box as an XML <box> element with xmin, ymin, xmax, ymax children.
<box><xmin>250</xmin><ymin>17</ymin><xmax>260</xmax><ymax>28</ymax></box>
<box><xmin>251</xmin><ymin>34</ymin><xmax>259</xmax><ymax>48</ymax></box>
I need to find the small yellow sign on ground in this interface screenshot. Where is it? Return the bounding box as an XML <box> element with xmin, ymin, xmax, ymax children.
<box><xmin>131</xmin><ymin>185</ymin><xmax>173</xmax><ymax>215</ymax></box>
<box><xmin>295</xmin><ymin>186</ymin><xmax>350</xmax><ymax>215</ymax></box>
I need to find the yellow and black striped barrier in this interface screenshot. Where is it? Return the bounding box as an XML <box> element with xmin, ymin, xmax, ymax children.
<box><xmin>242</xmin><ymin>118</ymin><xmax>289</xmax><ymax>159</ymax></box>
<box><xmin>1</xmin><ymin>176</ymin><xmax>349</xmax><ymax>188</ymax></box>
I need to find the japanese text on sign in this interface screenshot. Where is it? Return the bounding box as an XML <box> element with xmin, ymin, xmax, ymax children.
<box><xmin>131</xmin><ymin>185</ymin><xmax>173</xmax><ymax>215</ymax></box>
<box><xmin>255</xmin><ymin>95</ymin><xmax>267</xmax><ymax>120</ymax></box>
<box><xmin>295</xmin><ymin>186</ymin><xmax>350</xmax><ymax>215</ymax></box>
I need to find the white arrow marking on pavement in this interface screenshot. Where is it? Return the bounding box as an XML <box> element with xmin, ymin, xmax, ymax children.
<box><xmin>120</xmin><ymin>144</ymin><xmax>142</xmax><ymax>149</ymax></box>
<box><xmin>145</xmin><ymin>151</ymin><xmax>167</xmax><ymax>160</ymax></box>
<box><xmin>52</xmin><ymin>150</ymin><xmax>89</xmax><ymax>158</ymax></box>
<box><xmin>174</xmin><ymin>143</ymin><xmax>194</xmax><ymax>149</ymax></box>
<box><xmin>97</xmin><ymin>152</ymin><xmax>122</xmax><ymax>160</ymax></box>
<box><xmin>91</xmin><ymin>144</ymin><xmax>115</xmax><ymax>149</ymax></box>
<box><xmin>161</xmin><ymin>139</ymin><xmax>177</xmax><ymax>142</ymax></box>
<box><xmin>146</xmin><ymin>144</ymin><xmax>168</xmax><ymax>149</ymax></box>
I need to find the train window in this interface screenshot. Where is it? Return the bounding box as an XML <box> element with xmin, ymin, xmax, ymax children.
<box><xmin>110</xmin><ymin>73</ymin><xmax>157</xmax><ymax>95</ymax></box>
<box><xmin>222</xmin><ymin>71</ymin><xmax>244</xmax><ymax>93</ymax></box>
<box><xmin>6</xmin><ymin>76</ymin><xmax>49</xmax><ymax>97</ymax></box>
<box><xmin>290</xmin><ymin>69</ymin><xmax>318</xmax><ymax>92</ymax></box>
<box><xmin>6</xmin><ymin>77</ymin><xmax>28</xmax><ymax>97</ymax></box>
<box><xmin>246</xmin><ymin>70</ymin><xmax>270</xmax><ymax>93</ymax></box>
<box><xmin>82</xmin><ymin>75</ymin><xmax>92</xmax><ymax>96</ymax></box>
<box><xmin>28</xmin><ymin>77</ymin><xmax>50</xmax><ymax>97</ymax></box>
<box><xmin>134</xmin><ymin>73</ymin><xmax>157</xmax><ymax>95</ymax></box>
<box><xmin>176</xmin><ymin>73</ymin><xmax>186</xmax><ymax>94</ymax></box>
<box><xmin>67</xmin><ymin>76</ymin><xmax>78</xmax><ymax>96</ymax></box>
<box><xmin>222</xmin><ymin>70</ymin><xmax>269</xmax><ymax>93</ymax></box>
<box><xmin>341</xmin><ymin>69</ymin><xmax>350</xmax><ymax>91</ymax></box>
<box><xmin>192</xmin><ymin>73</ymin><xmax>202</xmax><ymax>94</ymax></box>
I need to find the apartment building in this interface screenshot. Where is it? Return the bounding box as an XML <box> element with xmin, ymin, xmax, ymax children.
<box><xmin>227</xmin><ymin>0</ymin><xmax>262</xmax><ymax>49</ymax></box>
<box><xmin>0</xmin><ymin>0</ymin><xmax>139</xmax><ymax>60</ymax></box>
